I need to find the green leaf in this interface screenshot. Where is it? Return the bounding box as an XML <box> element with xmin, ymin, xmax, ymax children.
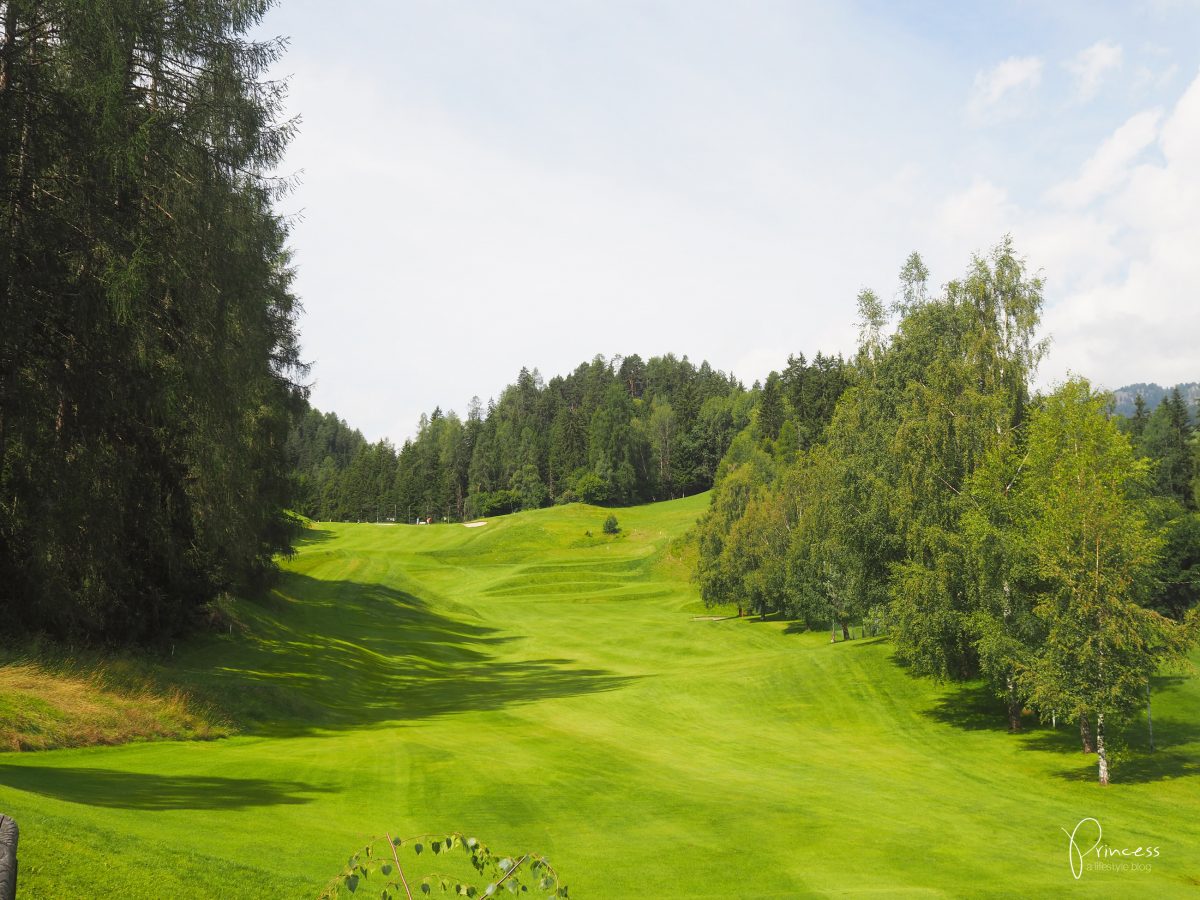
<box><xmin>381</xmin><ymin>864</ymin><xmax>393</xmax><ymax>876</ymax></box>
<box><xmin>414</xmin><ymin>843</ymin><xmax>424</xmax><ymax>856</ymax></box>
<box><xmin>347</xmin><ymin>873</ymin><xmax>359</xmax><ymax>893</ymax></box>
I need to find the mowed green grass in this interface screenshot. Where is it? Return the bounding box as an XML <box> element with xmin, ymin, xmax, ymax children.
<box><xmin>1</xmin><ymin>494</ymin><xmax>1198</xmax><ymax>897</ymax></box>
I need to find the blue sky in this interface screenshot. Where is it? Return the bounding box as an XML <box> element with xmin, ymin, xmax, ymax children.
<box><xmin>260</xmin><ymin>1</ymin><xmax>1200</xmax><ymax>443</ymax></box>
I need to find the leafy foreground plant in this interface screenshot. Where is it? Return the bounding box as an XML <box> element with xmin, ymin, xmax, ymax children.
<box><xmin>320</xmin><ymin>833</ymin><xmax>568</xmax><ymax>899</ymax></box>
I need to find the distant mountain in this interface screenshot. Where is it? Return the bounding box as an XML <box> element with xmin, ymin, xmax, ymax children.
<box><xmin>1111</xmin><ymin>382</ymin><xmax>1200</xmax><ymax>419</ymax></box>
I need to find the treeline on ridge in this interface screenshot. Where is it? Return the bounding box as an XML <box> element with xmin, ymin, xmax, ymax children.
<box><xmin>695</xmin><ymin>240</ymin><xmax>1200</xmax><ymax>784</ymax></box>
<box><xmin>286</xmin><ymin>352</ymin><xmax>849</xmax><ymax>522</ymax></box>
<box><xmin>0</xmin><ymin>2</ymin><xmax>305</xmax><ymax>641</ymax></box>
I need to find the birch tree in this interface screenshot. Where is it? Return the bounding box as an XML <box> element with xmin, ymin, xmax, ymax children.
<box><xmin>889</xmin><ymin>238</ymin><xmax>1045</xmax><ymax>679</ymax></box>
<box><xmin>1013</xmin><ymin>379</ymin><xmax>1198</xmax><ymax>784</ymax></box>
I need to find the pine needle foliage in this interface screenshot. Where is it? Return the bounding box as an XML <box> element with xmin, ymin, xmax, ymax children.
<box><xmin>0</xmin><ymin>0</ymin><xmax>306</xmax><ymax>640</ymax></box>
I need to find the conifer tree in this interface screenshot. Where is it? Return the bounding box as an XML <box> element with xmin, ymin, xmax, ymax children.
<box><xmin>1</xmin><ymin>0</ymin><xmax>304</xmax><ymax>640</ymax></box>
<box><xmin>1141</xmin><ymin>387</ymin><xmax>1194</xmax><ymax>506</ymax></box>
<box><xmin>757</xmin><ymin>373</ymin><xmax>785</xmax><ymax>442</ymax></box>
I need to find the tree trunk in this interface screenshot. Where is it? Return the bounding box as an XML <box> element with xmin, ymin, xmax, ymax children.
<box><xmin>1096</xmin><ymin>712</ymin><xmax>1109</xmax><ymax>785</ymax></box>
<box><xmin>1079</xmin><ymin>714</ymin><xmax>1094</xmax><ymax>754</ymax></box>
<box><xmin>1005</xmin><ymin>676</ymin><xmax>1021</xmax><ymax>732</ymax></box>
<box><xmin>841</xmin><ymin>621</ymin><xmax>850</xmax><ymax>641</ymax></box>
<box><xmin>0</xmin><ymin>3</ymin><xmax>18</xmax><ymax>94</ymax></box>
<box><xmin>1147</xmin><ymin>682</ymin><xmax>1154</xmax><ymax>752</ymax></box>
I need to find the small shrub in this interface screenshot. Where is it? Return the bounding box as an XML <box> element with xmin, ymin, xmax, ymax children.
<box><xmin>575</xmin><ymin>472</ymin><xmax>610</xmax><ymax>505</ymax></box>
<box><xmin>603</xmin><ymin>514</ymin><xmax>620</xmax><ymax>535</ymax></box>
<box><xmin>472</xmin><ymin>489</ymin><xmax>520</xmax><ymax>517</ymax></box>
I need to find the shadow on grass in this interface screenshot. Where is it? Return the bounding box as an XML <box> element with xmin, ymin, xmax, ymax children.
<box><xmin>752</xmin><ymin>611</ymin><xmax>786</xmax><ymax>623</ymax></box>
<box><xmin>0</xmin><ymin>765</ymin><xmax>328</xmax><ymax>810</ymax></box>
<box><xmin>922</xmin><ymin>681</ymin><xmax>1012</xmax><ymax>731</ymax></box>
<box><xmin>923</xmin><ymin>676</ymin><xmax>1200</xmax><ymax>784</ymax></box>
<box><xmin>177</xmin><ymin>572</ymin><xmax>639</xmax><ymax>736</ymax></box>
<box><xmin>779</xmin><ymin>621</ymin><xmax>889</xmax><ymax>644</ymax></box>
<box><xmin>846</xmin><ymin>636</ymin><xmax>890</xmax><ymax>648</ymax></box>
<box><xmin>1048</xmin><ymin>751</ymin><xmax>1200</xmax><ymax>784</ymax></box>
<box><xmin>291</xmin><ymin>527</ymin><xmax>338</xmax><ymax>548</ymax></box>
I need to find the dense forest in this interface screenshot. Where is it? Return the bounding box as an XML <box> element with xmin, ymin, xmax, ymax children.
<box><xmin>0</xmin><ymin>2</ymin><xmax>305</xmax><ymax>641</ymax></box>
<box><xmin>286</xmin><ymin>352</ymin><xmax>849</xmax><ymax>522</ymax></box>
<box><xmin>1112</xmin><ymin>382</ymin><xmax>1200</xmax><ymax>419</ymax></box>
<box><xmin>694</xmin><ymin>240</ymin><xmax>1200</xmax><ymax>783</ymax></box>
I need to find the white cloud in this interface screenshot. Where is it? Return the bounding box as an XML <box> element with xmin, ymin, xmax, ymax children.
<box><xmin>922</xmin><ymin>70</ymin><xmax>1200</xmax><ymax>391</ymax></box>
<box><xmin>1039</xmin><ymin>70</ymin><xmax>1200</xmax><ymax>388</ymax></box>
<box><xmin>1065</xmin><ymin>41</ymin><xmax>1123</xmax><ymax>101</ymax></box>
<box><xmin>1132</xmin><ymin>62</ymin><xmax>1180</xmax><ymax>95</ymax></box>
<box><xmin>1158</xmin><ymin>67</ymin><xmax>1200</xmax><ymax>162</ymax></box>
<box><xmin>968</xmin><ymin>56</ymin><xmax>1044</xmax><ymax>123</ymax></box>
<box><xmin>1046</xmin><ymin>109</ymin><xmax>1161</xmax><ymax>208</ymax></box>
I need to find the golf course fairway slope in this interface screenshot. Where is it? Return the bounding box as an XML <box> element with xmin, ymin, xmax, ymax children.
<box><xmin>1</xmin><ymin>494</ymin><xmax>1197</xmax><ymax>897</ymax></box>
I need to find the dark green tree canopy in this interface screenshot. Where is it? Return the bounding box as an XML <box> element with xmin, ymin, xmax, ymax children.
<box><xmin>0</xmin><ymin>0</ymin><xmax>305</xmax><ymax>641</ymax></box>
<box><xmin>287</xmin><ymin>352</ymin><xmax>754</xmax><ymax>522</ymax></box>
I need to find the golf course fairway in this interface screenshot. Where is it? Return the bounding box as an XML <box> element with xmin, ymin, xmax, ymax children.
<box><xmin>1</xmin><ymin>493</ymin><xmax>1198</xmax><ymax>897</ymax></box>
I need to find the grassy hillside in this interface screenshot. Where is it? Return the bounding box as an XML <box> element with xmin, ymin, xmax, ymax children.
<box><xmin>0</xmin><ymin>494</ymin><xmax>1198</xmax><ymax>897</ymax></box>
<box><xmin>0</xmin><ymin>659</ymin><xmax>228</xmax><ymax>752</ymax></box>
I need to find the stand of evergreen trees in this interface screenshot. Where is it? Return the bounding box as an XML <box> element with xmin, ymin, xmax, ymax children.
<box><xmin>1121</xmin><ymin>386</ymin><xmax>1200</xmax><ymax>620</ymax></box>
<box><xmin>287</xmin><ymin>352</ymin><xmax>849</xmax><ymax>523</ymax></box>
<box><xmin>0</xmin><ymin>1</ymin><xmax>305</xmax><ymax>641</ymax></box>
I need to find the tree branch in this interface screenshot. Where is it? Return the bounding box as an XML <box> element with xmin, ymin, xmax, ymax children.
<box><xmin>385</xmin><ymin>833</ymin><xmax>415</xmax><ymax>900</ymax></box>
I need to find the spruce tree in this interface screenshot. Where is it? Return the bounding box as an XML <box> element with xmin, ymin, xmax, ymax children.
<box><xmin>0</xmin><ymin>0</ymin><xmax>304</xmax><ymax>640</ymax></box>
<box><xmin>1142</xmin><ymin>388</ymin><xmax>1194</xmax><ymax>506</ymax></box>
<box><xmin>757</xmin><ymin>373</ymin><xmax>785</xmax><ymax>442</ymax></box>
